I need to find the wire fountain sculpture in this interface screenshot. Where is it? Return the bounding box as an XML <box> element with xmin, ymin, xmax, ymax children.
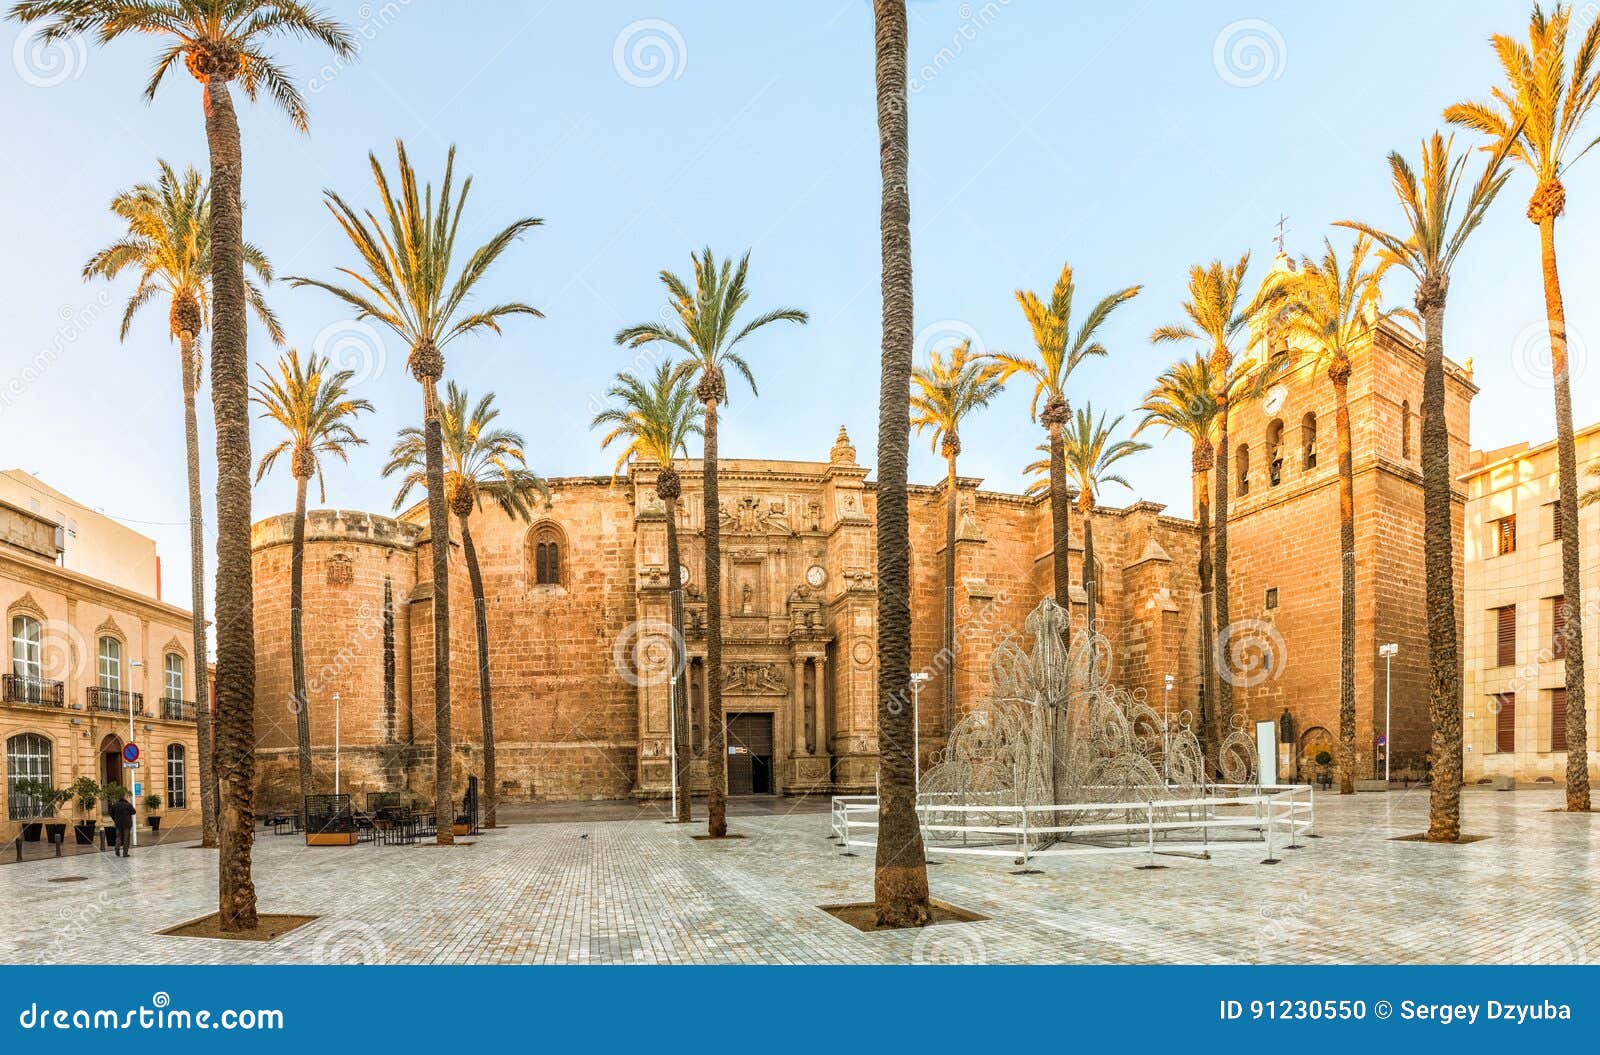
<box><xmin>919</xmin><ymin>597</ymin><xmax>1258</xmax><ymax>854</ymax></box>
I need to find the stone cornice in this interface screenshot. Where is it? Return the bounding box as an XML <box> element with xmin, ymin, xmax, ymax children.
<box><xmin>0</xmin><ymin>550</ymin><xmax>195</xmax><ymax>627</ymax></box>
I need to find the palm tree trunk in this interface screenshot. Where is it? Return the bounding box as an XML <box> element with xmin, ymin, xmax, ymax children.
<box><xmin>458</xmin><ymin>514</ymin><xmax>496</xmax><ymax>829</ymax></box>
<box><xmin>204</xmin><ymin>77</ymin><xmax>257</xmax><ymax>931</ymax></box>
<box><xmin>179</xmin><ymin>331</ymin><xmax>218</xmax><ymax>848</ymax></box>
<box><xmin>872</xmin><ymin>0</ymin><xmax>932</xmax><ymax>929</ymax></box>
<box><xmin>702</xmin><ymin>398</ymin><xmax>728</xmax><ymax>838</ymax></box>
<box><xmin>1082</xmin><ymin>504</ymin><xmax>1097</xmax><ymax>642</ymax></box>
<box><xmin>1334</xmin><ymin>371</ymin><xmax>1356</xmax><ymax>795</ymax></box>
<box><xmin>290</xmin><ymin>474</ymin><xmax>313</xmax><ymax>806</ymax></box>
<box><xmin>665</xmin><ymin>494</ymin><xmax>691</xmax><ymax>823</ymax></box>
<box><xmin>1213</xmin><ymin>397</ymin><xmax>1233</xmax><ymax>741</ymax></box>
<box><xmin>423</xmin><ymin>382</ymin><xmax>455</xmax><ymax>845</ymax></box>
<box><xmin>1419</xmin><ymin>288</ymin><xmax>1462</xmax><ymax>841</ymax></box>
<box><xmin>1195</xmin><ymin>462</ymin><xmax>1217</xmax><ymax>767</ymax></box>
<box><xmin>1048</xmin><ymin>423</ymin><xmax>1071</xmax><ymax>609</ymax></box>
<box><xmin>1539</xmin><ymin>214</ymin><xmax>1589</xmax><ymax>812</ymax></box>
<box><xmin>942</xmin><ymin>452</ymin><xmax>958</xmax><ymax>732</ymax></box>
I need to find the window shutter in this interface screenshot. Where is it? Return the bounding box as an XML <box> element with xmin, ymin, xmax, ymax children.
<box><xmin>1552</xmin><ymin>688</ymin><xmax>1568</xmax><ymax>753</ymax></box>
<box><xmin>1553</xmin><ymin>596</ymin><xmax>1567</xmax><ymax>660</ymax></box>
<box><xmin>1497</xmin><ymin>606</ymin><xmax>1517</xmax><ymax>667</ymax></box>
<box><xmin>1495</xmin><ymin>693</ymin><xmax>1516</xmax><ymax>753</ymax></box>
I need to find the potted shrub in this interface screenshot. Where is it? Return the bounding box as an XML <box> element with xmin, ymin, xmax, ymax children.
<box><xmin>99</xmin><ymin>782</ymin><xmax>127</xmax><ymax>845</ymax></box>
<box><xmin>70</xmin><ymin>777</ymin><xmax>100</xmax><ymax>845</ymax></box>
<box><xmin>11</xmin><ymin>779</ymin><xmax>55</xmax><ymax>841</ymax></box>
<box><xmin>1314</xmin><ymin>750</ymin><xmax>1334</xmax><ymax>791</ymax></box>
<box><xmin>143</xmin><ymin>793</ymin><xmax>162</xmax><ymax>832</ymax></box>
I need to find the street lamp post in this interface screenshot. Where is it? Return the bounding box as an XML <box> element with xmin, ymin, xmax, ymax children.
<box><xmin>333</xmin><ymin>692</ymin><xmax>342</xmax><ymax>797</ymax></box>
<box><xmin>909</xmin><ymin>672</ymin><xmax>931</xmax><ymax>801</ymax></box>
<box><xmin>1163</xmin><ymin>673</ymin><xmax>1174</xmax><ymax>783</ymax></box>
<box><xmin>128</xmin><ymin>659</ymin><xmax>143</xmax><ymax>847</ymax></box>
<box><xmin>1378</xmin><ymin>644</ymin><xmax>1398</xmax><ymax>785</ymax></box>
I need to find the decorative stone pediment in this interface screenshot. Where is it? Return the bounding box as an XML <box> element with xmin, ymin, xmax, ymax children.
<box><xmin>162</xmin><ymin>635</ymin><xmax>188</xmax><ymax>659</ymax></box>
<box><xmin>7</xmin><ymin>591</ymin><xmax>45</xmax><ymax>619</ymax></box>
<box><xmin>94</xmin><ymin>616</ymin><xmax>125</xmax><ymax>643</ymax></box>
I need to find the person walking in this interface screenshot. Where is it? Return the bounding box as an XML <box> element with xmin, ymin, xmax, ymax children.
<box><xmin>110</xmin><ymin>792</ymin><xmax>136</xmax><ymax>858</ymax></box>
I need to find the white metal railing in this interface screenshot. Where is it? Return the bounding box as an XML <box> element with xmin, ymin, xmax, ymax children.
<box><xmin>831</xmin><ymin>784</ymin><xmax>1314</xmax><ymax>869</ymax></box>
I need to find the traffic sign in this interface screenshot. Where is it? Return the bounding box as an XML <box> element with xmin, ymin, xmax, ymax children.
<box><xmin>122</xmin><ymin>743</ymin><xmax>140</xmax><ymax>764</ymax></box>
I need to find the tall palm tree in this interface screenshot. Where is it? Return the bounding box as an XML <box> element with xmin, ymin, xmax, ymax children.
<box><xmin>1136</xmin><ymin>355</ymin><xmax>1221</xmax><ymax>760</ymax></box>
<box><xmin>290</xmin><ymin>141</ymin><xmax>542</xmax><ymax>845</ymax></box>
<box><xmin>994</xmin><ymin>266</ymin><xmax>1141</xmax><ymax>612</ymax></box>
<box><xmin>83</xmin><ymin>159</ymin><xmax>282</xmax><ymax>849</ymax></box>
<box><xmin>1150</xmin><ymin>255</ymin><xmax>1279</xmax><ymax>742</ymax></box>
<box><xmin>1447</xmin><ymin>3</ymin><xmax>1599</xmax><ymax>812</ymax></box>
<box><xmin>615</xmin><ymin>249</ymin><xmax>807</xmax><ymax>840</ymax></box>
<box><xmin>11</xmin><ymin>0</ymin><xmax>355</xmax><ymax>932</ymax></box>
<box><xmin>251</xmin><ymin>350</ymin><xmax>372</xmax><ymax>807</ymax></box>
<box><xmin>909</xmin><ymin>340</ymin><xmax>1005</xmax><ymax>732</ymax></box>
<box><xmin>1060</xmin><ymin>408</ymin><xmax>1148</xmax><ymax>648</ymax></box>
<box><xmin>867</xmin><ymin>0</ymin><xmax>929</xmax><ymax>928</ymax></box>
<box><xmin>1339</xmin><ymin>132</ymin><xmax>1516</xmax><ymax>841</ymax></box>
<box><xmin>593</xmin><ymin>363</ymin><xmax>704</xmax><ymax>823</ymax></box>
<box><xmin>385</xmin><ymin>383</ymin><xmax>547</xmax><ymax>831</ymax></box>
<box><xmin>1275</xmin><ymin>237</ymin><xmax>1414</xmax><ymax>794</ymax></box>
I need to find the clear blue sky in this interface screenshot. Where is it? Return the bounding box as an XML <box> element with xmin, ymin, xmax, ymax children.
<box><xmin>2</xmin><ymin>1</ymin><xmax>1593</xmax><ymax>614</ymax></box>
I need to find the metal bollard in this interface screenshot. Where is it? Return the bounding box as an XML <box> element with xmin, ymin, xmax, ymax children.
<box><xmin>1261</xmin><ymin>792</ymin><xmax>1281</xmax><ymax>864</ymax></box>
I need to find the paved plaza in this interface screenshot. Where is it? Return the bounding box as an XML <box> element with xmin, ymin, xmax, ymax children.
<box><xmin>1</xmin><ymin>788</ymin><xmax>1596</xmax><ymax>965</ymax></box>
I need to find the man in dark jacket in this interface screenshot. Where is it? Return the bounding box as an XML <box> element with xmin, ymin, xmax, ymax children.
<box><xmin>109</xmin><ymin>792</ymin><xmax>136</xmax><ymax>857</ymax></box>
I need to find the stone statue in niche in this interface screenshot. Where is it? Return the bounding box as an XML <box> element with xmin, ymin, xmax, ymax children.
<box><xmin>806</xmin><ymin>498</ymin><xmax>822</xmax><ymax>531</ymax></box>
<box><xmin>741</xmin><ymin>582</ymin><xmax>754</xmax><ymax>614</ymax></box>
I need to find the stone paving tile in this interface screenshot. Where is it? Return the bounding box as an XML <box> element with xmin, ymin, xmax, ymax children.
<box><xmin>0</xmin><ymin>788</ymin><xmax>1595</xmax><ymax>965</ymax></box>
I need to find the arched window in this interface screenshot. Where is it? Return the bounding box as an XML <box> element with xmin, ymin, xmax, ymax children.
<box><xmin>6</xmin><ymin>733</ymin><xmax>52</xmax><ymax>819</ymax></box>
<box><xmin>96</xmin><ymin>636</ymin><xmax>121</xmax><ymax>692</ymax></box>
<box><xmin>528</xmin><ymin>522</ymin><xmax>567</xmax><ymax>587</ymax></box>
<box><xmin>1301</xmin><ymin>412</ymin><xmax>1318</xmax><ymax>470</ymax></box>
<box><xmin>166</xmin><ymin>744</ymin><xmax>187</xmax><ymax>809</ymax></box>
<box><xmin>10</xmin><ymin>615</ymin><xmax>42</xmax><ymax>702</ymax></box>
<box><xmin>1236</xmin><ymin>444</ymin><xmax>1251</xmax><ymax>497</ymax></box>
<box><xmin>1400</xmin><ymin>400</ymin><xmax>1412</xmax><ymax>460</ymax></box>
<box><xmin>1266</xmin><ymin>419</ymin><xmax>1285</xmax><ymax>486</ymax></box>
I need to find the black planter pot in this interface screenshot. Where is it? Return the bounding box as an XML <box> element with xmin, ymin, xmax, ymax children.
<box><xmin>21</xmin><ymin>823</ymin><xmax>42</xmax><ymax>842</ymax></box>
<box><xmin>73</xmin><ymin>822</ymin><xmax>95</xmax><ymax>845</ymax></box>
<box><xmin>45</xmin><ymin>823</ymin><xmax>66</xmax><ymax>843</ymax></box>
<box><xmin>148</xmin><ymin>816</ymin><xmax>161</xmax><ymax>832</ymax></box>
<box><xmin>101</xmin><ymin>825</ymin><xmax>117</xmax><ymax>846</ymax></box>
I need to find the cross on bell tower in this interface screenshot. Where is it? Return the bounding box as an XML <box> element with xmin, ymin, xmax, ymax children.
<box><xmin>1272</xmin><ymin>213</ymin><xmax>1291</xmax><ymax>255</ymax></box>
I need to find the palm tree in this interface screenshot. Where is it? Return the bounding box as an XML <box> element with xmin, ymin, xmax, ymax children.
<box><xmin>1338</xmin><ymin>132</ymin><xmax>1516</xmax><ymax>841</ymax></box>
<box><xmin>1446</xmin><ymin>3</ymin><xmax>1599</xmax><ymax>812</ymax></box>
<box><xmin>83</xmin><ymin>159</ymin><xmax>282</xmax><ymax>849</ymax></box>
<box><xmin>909</xmin><ymin>340</ymin><xmax>1005</xmax><ymax>732</ymax></box>
<box><xmin>251</xmin><ymin>350</ymin><xmax>372</xmax><ymax>808</ymax></box>
<box><xmin>385</xmin><ymin>383</ymin><xmax>547</xmax><ymax>831</ymax></box>
<box><xmin>615</xmin><ymin>249</ymin><xmax>807</xmax><ymax>840</ymax></box>
<box><xmin>290</xmin><ymin>141</ymin><xmax>542</xmax><ymax>845</ymax></box>
<box><xmin>865</xmin><ymin>0</ymin><xmax>929</xmax><ymax>928</ymax></box>
<box><xmin>1150</xmin><ymin>255</ymin><xmax>1279</xmax><ymax>742</ymax></box>
<box><xmin>1061</xmin><ymin>408</ymin><xmax>1148</xmax><ymax>649</ymax></box>
<box><xmin>1136</xmin><ymin>355</ymin><xmax>1221</xmax><ymax>760</ymax></box>
<box><xmin>1275</xmin><ymin>237</ymin><xmax>1414</xmax><ymax>794</ymax></box>
<box><xmin>11</xmin><ymin>0</ymin><xmax>355</xmax><ymax>932</ymax></box>
<box><xmin>593</xmin><ymin>364</ymin><xmax>704</xmax><ymax>823</ymax></box>
<box><xmin>994</xmin><ymin>266</ymin><xmax>1141</xmax><ymax>613</ymax></box>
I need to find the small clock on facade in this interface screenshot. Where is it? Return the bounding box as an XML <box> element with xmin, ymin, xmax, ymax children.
<box><xmin>679</xmin><ymin>564</ymin><xmax>691</xmax><ymax>586</ymax></box>
<box><xmin>805</xmin><ymin>565</ymin><xmax>827</xmax><ymax>588</ymax></box>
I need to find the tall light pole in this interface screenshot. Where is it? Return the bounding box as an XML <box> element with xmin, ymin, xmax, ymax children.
<box><xmin>1163</xmin><ymin>673</ymin><xmax>1174</xmax><ymax>783</ymax></box>
<box><xmin>333</xmin><ymin>692</ymin><xmax>342</xmax><ymax>797</ymax></box>
<box><xmin>128</xmin><ymin>658</ymin><xmax>143</xmax><ymax>847</ymax></box>
<box><xmin>909</xmin><ymin>672</ymin><xmax>931</xmax><ymax>801</ymax></box>
<box><xmin>1378</xmin><ymin>644</ymin><xmax>1398</xmax><ymax>784</ymax></box>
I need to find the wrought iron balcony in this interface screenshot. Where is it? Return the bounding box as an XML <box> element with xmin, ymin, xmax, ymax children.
<box><xmin>86</xmin><ymin>687</ymin><xmax>143</xmax><ymax>715</ymax></box>
<box><xmin>159</xmin><ymin>697</ymin><xmax>194</xmax><ymax>721</ymax></box>
<box><xmin>2</xmin><ymin>674</ymin><xmax>64</xmax><ymax>707</ymax></box>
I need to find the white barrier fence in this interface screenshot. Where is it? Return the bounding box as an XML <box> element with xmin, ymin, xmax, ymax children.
<box><xmin>831</xmin><ymin>784</ymin><xmax>1315</xmax><ymax>869</ymax></box>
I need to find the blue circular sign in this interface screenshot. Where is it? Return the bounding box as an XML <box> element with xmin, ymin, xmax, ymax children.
<box><xmin>122</xmin><ymin>743</ymin><xmax>139</xmax><ymax>764</ymax></box>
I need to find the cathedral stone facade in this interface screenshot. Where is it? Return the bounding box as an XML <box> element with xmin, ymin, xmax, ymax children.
<box><xmin>248</xmin><ymin>313</ymin><xmax>1475</xmax><ymax>806</ymax></box>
